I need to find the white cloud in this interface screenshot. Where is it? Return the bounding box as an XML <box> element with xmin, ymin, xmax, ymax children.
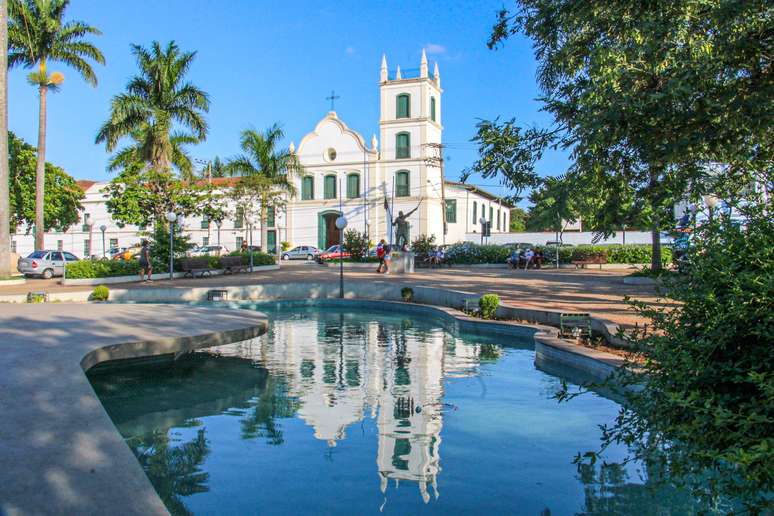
<box><xmin>425</xmin><ymin>43</ymin><xmax>447</xmax><ymax>55</ymax></box>
<box><xmin>345</xmin><ymin>46</ymin><xmax>355</xmax><ymax>55</ymax></box>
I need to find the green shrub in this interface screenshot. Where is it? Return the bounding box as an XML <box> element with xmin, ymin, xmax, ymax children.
<box><xmin>66</xmin><ymin>259</ymin><xmax>140</xmax><ymax>279</ymax></box>
<box><xmin>343</xmin><ymin>229</ymin><xmax>370</xmax><ymax>261</ymax></box>
<box><xmin>445</xmin><ymin>243</ymin><xmax>511</xmax><ymax>264</ymax></box>
<box><xmin>90</xmin><ymin>285</ymin><xmax>109</xmax><ymax>301</ymax></box>
<box><xmin>226</xmin><ymin>251</ymin><xmax>276</xmax><ymax>266</ymax></box>
<box><xmin>479</xmin><ymin>293</ymin><xmax>500</xmax><ymax>319</ymax></box>
<box><xmin>411</xmin><ymin>234</ymin><xmax>436</xmax><ymax>254</ymax></box>
<box><xmin>401</xmin><ymin>287</ymin><xmax>414</xmax><ymax>302</ymax></box>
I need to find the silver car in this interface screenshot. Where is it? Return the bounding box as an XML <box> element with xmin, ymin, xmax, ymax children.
<box><xmin>281</xmin><ymin>245</ymin><xmax>319</xmax><ymax>261</ymax></box>
<box><xmin>18</xmin><ymin>250</ymin><xmax>80</xmax><ymax>279</ymax></box>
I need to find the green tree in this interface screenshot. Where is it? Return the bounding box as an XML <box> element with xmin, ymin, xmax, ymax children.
<box><xmin>508</xmin><ymin>207</ymin><xmax>527</xmax><ymax>232</ymax></box>
<box><xmin>0</xmin><ymin>0</ymin><xmax>10</xmax><ymax>274</ymax></box>
<box><xmin>485</xmin><ymin>1</ymin><xmax>773</xmax><ymax>270</ymax></box>
<box><xmin>106</xmin><ymin>125</ymin><xmax>198</xmax><ymax>179</ymax></box>
<box><xmin>226</xmin><ymin>125</ymin><xmax>302</xmax><ymax>253</ymax></box>
<box><xmin>8</xmin><ymin>0</ymin><xmax>104</xmax><ymax>250</ymax></box>
<box><xmin>8</xmin><ymin>131</ymin><xmax>83</xmax><ymax>233</ymax></box>
<box><xmin>525</xmin><ymin>175</ymin><xmax>577</xmax><ymax>237</ymax></box>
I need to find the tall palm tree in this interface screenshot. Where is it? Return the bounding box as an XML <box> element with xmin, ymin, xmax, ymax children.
<box><xmin>107</xmin><ymin>125</ymin><xmax>198</xmax><ymax>179</ymax></box>
<box><xmin>227</xmin><ymin>125</ymin><xmax>302</xmax><ymax>253</ymax></box>
<box><xmin>96</xmin><ymin>41</ymin><xmax>209</xmax><ymax>176</ymax></box>
<box><xmin>8</xmin><ymin>0</ymin><xmax>104</xmax><ymax>250</ymax></box>
<box><xmin>0</xmin><ymin>0</ymin><xmax>11</xmax><ymax>275</ymax></box>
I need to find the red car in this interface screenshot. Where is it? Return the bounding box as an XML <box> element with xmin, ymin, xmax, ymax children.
<box><xmin>316</xmin><ymin>245</ymin><xmax>350</xmax><ymax>262</ymax></box>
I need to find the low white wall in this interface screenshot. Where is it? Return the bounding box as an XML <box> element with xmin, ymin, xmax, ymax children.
<box><xmin>61</xmin><ymin>265</ymin><xmax>279</xmax><ymax>286</ymax></box>
<box><xmin>463</xmin><ymin>231</ymin><xmax>665</xmax><ymax>246</ymax></box>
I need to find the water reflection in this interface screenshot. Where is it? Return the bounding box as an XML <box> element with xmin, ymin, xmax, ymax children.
<box><xmin>89</xmin><ymin>306</ymin><xmax>706</xmax><ymax>515</ymax></box>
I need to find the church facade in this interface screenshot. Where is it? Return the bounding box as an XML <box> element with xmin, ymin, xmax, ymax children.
<box><xmin>9</xmin><ymin>51</ymin><xmax>511</xmax><ymax>257</ymax></box>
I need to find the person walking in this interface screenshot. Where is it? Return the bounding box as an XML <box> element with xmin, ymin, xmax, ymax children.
<box><xmin>376</xmin><ymin>240</ymin><xmax>386</xmax><ymax>273</ymax></box>
<box><xmin>138</xmin><ymin>240</ymin><xmax>153</xmax><ymax>282</ymax></box>
<box><xmin>383</xmin><ymin>243</ymin><xmax>392</xmax><ymax>275</ymax></box>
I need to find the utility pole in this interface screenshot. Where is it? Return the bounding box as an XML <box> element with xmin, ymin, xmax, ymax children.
<box><xmin>0</xmin><ymin>0</ymin><xmax>11</xmax><ymax>276</ymax></box>
<box><xmin>424</xmin><ymin>143</ymin><xmax>446</xmax><ymax>244</ymax></box>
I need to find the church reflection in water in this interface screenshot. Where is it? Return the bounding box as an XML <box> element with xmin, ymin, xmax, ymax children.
<box><xmin>215</xmin><ymin>313</ymin><xmax>492</xmax><ymax>504</ymax></box>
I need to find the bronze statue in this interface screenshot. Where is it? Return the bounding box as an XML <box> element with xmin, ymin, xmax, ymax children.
<box><xmin>392</xmin><ymin>199</ymin><xmax>422</xmax><ymax>248</ymax></box>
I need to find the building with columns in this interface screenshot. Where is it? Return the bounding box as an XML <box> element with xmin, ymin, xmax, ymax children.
<box><xmin>10</xmin><ymin>50</ymin><xmax>511</xmax><ymax>257</ymax></box>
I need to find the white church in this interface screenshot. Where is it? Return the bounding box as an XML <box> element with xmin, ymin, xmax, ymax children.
<box><xmin>10</xmin><ymin>50</ymin><xmax>512</xmax><ymax>257</ymax></box>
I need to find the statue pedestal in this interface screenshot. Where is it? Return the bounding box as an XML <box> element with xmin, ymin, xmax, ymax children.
<box><xmin>391</xmin><ymin>252</ymin><xmax>415</xmax><ymax>274</ymax></box>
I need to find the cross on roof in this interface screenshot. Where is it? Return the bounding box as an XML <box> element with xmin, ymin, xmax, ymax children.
<box><xmin>326</xmin><ymin>90</ymin><xmax>340</xmax><ymax>111</ymax></box>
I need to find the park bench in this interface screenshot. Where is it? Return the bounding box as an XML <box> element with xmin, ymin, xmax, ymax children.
<box><xmin>559</xmin><ymin>312</ymin><xmax>592</xmax><ymax>340</ymax></box>
<box><xmin>181</xmin><ymin>257</ymin><xmax>213</xmax><ymax>278</ymax></box>
<box><xmin>571</xmin><ymin>255</ymin><xmax>607</xmax><ymax>269</ymax></box>
<box><xmin>207</xmin><ymin>289</ymin><xmax>229</xmax><ymax>301</ymax></box>
<box><xmin>220</xmin><ymin>255</ymin><xmax>249</xmax><ymax>274</ymax></box>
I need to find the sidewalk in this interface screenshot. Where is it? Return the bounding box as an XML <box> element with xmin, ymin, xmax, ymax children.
<box><xmin>0</xmin><ymin>264</ymin><xmax>664</xmax><ymax>328</ymax></box>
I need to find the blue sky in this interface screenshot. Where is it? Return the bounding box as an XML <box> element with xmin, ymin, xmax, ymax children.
<box><xmin>8</xmin><ymin>0</ymin><xmax>569</xmax><ymax>207</ymax></box>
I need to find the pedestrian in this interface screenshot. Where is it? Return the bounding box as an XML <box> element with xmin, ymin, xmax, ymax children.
<box><xmin>138</xmin><ymin>239</ymin><xmax>153</xmax><ymax>283</ymax></box>
<box><xmin>524</xmin><ymin>248</ymin><xmax>535</xmax><ymax>270</ymax></box>
<box><xmin>376</xmin><ymin>240</ymin><xmax>386</xmax><ymax>273</ymax></box>
<box><xmin>241</xmin><ymin>240</ymin><xmax>248</xmax><ymax>253</ymax></box>
<box><xmin>383</xmin><ymin>243</ymin><xmax>392</xmax><ymax>275</ymax></box>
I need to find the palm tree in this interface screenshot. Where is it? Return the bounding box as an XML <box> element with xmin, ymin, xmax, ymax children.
<box><xmin>226</xmin><ymin>125</ymin><xmax>302</xmax><ymax>253</ymax></box>
<box><xmin>0</xmin><ymin>0</ymin><xmax>11</xmax><ymax>275</ymax></box>
<box><xmin>8</xmin><ymin>0</ymin><xmax>104</xmax><ymax>251</ymax></box>
<box><xmin>96</xmin><ymin>40</ymin><xmax>209</xmax><ymax>176</ymax></box>
<box><xmin>107</xmin><ymin>125</ymin><xmax>198</xmax><ymax>180</ymax></box>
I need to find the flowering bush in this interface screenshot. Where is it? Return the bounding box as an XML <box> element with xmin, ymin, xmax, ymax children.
<box><xmin>445</xmin><ymin>242</ymin><xmax>511</xmax><ymax>264</ymax></box>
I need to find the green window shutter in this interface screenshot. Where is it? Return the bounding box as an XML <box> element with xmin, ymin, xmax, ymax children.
<box><xmin>445</xmin><ymin>199</ymin><xmax>457</xmax><ymax>223</ymax></box>
<box><xmin>430</xmin><ymin>97</ymin><xmax>436</xmax><ymax>122</ymax></box>
<box><xmin>489</xmin><ymin>206</ymin><xmax>494</xmax><ymax>225</ymax></box>
<box><xmin>396</xmin><ymin>94</ymin><xmax>410</xmax><ymax>118</ymax></box>
<box><xmin>396</xmin><ymin>132</ymin><xmax>410</xmax><ymax>159</ymax></box>
<box><xmin>234</xmin><ymin>207</ymin><xmax>244</xmax><ymax>229</ymax></box>
<box><xmin>473</xmin><ymin>201</ymin><xmax>477</xmax><ymax>224</ymax></box>
<box><xmin>396</xmin><ymin>171</ymin><xmax>410</xmax><ymax>197</ymax></box>
<box><xmin>200</xmin><ymin>214</ymin><xmax>209</xmax><ymax>229</ymax></box>
<box><xmin>302</xmin><ymin>176</ymin><xmax>314</xmax><ymax>200</ymax></box>
<box><xmin>324</xmin><ymin>175</ymin><xmax>337</xmax><ymax>199</ymax></box>
<box><xmin>347</xmin><ymin>174</ymin><xmax>360</xmax><ymax>199</ymax></box>
<box><xmin>266</xmin><ymin>207</ymin><xmax>275</xmax><ymax>228</ymax></box>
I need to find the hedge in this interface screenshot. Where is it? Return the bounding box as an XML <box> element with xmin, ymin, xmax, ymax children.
<box><xmin>225</xmin><ymin>251</ymin><xmax>276</xmax><ymax>266</ymax></box>
<box><xmin>445</xmin><ymin>242</ymin><xmax>672</xmax><ymax>265</ymax></box>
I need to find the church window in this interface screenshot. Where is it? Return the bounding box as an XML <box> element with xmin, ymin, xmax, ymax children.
<box><xmin>496</xmin><ymin>209</ymin><xmax>501</xmax><ymax>230</ymax></box>
<box><xmin>445</xmin><ymin>199</ymin><xmax>457</xmax><ymax>223</ymax></box>
<box><xmin>267</xmin><ymin>206</ymin><xmax>275</xmax><ymax>228</ymax></box>
<box><xmin>347</xmin><ymin>173</ymin><xmax>360</xmax><ymax>199</ymax></box>
<box><xmin>395</xmin><ymin>171</ymin><xmax>410</xmax><ymax>197</ymax></box>
<box><xmin>396</xmin><ymin>132</ymin><xmax>410</xmax><ymax>159</ymax></box>
<box><xmin>489</xmin><ymin>206</ymin><xmax>494</xmax><ymax>225</ymax></box>
<box><xmin>324</xmin><ymin>174</ymin><xmax>337</xmax><ymax>199</ymax></box>
<box><xmin>430</xmin><ymin>97</ymin><xmax>436</xmax><ymax>122</ymax></box>
<box><xmin>327</xmin><ymin>148</ymin><xmax>337</xmax><ymax>161</ymax></box>
<box><xmin>473</xmin><ymin>201</ymin><xmax>477</xmax><ymax>224</ymax></box>
<box><xmin>201</xmin><ymin>214</ymin><xmax>209</xmax><ymax>229</ymax></box>
<box><xmin>234</xmin><ymin>207</ymin><xmax>244</xmax><ymax>229</ymax></box>
<box><xmin>396</xmin><ymin>94</ymin><xmax>410</xmax><ymax>118</ymax></box>
<box><xmin>302</xmin><ymin>176</ymin><xmax>314</xmax><ymax>200</ymax></box>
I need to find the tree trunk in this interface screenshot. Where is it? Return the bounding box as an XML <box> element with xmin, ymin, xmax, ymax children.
<box><xmin>651</xmin><ymin>223</ymin><xmax>662</xmax><ymax>271</ymax></box>
<box><xmin>0</xmin><ymin>0</ymin><xmax>11</xmax><ymax>276</ymax></box>
<box><xmin>648</xmin><ymin>167</ymin><xmax>662</xmax><ymax>271</ymax></box>
<box><xmin>34</xmin><ymin>84</ymin><xmax>47</xmax><ymax>251</ymax></box>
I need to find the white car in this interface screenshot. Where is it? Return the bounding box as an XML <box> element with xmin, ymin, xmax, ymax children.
<box><xmin>17</xmin><ymin>250</ymin><xmax>79</xmax><ymax>279</ymax></box>
<box><xmin>281</xmin><ymin>246</ymin><xmax>320</xmax><ymax>260</ymax></box>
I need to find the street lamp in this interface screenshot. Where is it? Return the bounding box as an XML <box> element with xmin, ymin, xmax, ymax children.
<box><xmin>166</xmin><ymin>211</ymin><xmax>177</xmax><ymax>280</ymax></box>
<box><xmin>99</xmin><ymin>224</ymin><xmax>107</xmax><ymax>258</ymax></box>
<box><xmin>336</xmin><ymin>214</ymin><xmax>347</xmax><ymax>298</ymax></box>
<box><xmin>215</xmin><ymin>219</ymin><xmax>222</xmax><ymax>247</ymax></box>
<box><xmin>85</xmin><ymin>217</ymin><xmax>95</xmax><ymax>259</ymax></box>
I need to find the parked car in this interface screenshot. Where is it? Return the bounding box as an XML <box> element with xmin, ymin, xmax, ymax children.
<box><xmin>192</xmin><ymin>245</ymin><xmax>228</xmax><ymax>256</ymax></box>
<box><xmin>545</xmin><ymin>241</ymin><xmax>574</xmax><ymax>248</ymax></box>
<box><xmin>17</xmin><ymin>250</ymin><xmax>79</xmax><ymax>279</ymax></box>
<box><xmin>316</xmin><ymin>245</ymin><xmax>350</xmax><ymax>262</ymax></box>
<box><xmin>282</xmin><ymin>246</ymin><xmax>319</xmax><ymax>261</ymax></box>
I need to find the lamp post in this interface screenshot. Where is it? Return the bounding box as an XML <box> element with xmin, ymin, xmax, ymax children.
<box><xmin>336</xmin><ymin>214</ymin><xmax>348</xmax><ymax>298</ymax></box>
<box><xmin>703</xmin><ymin>194</ymin><xmax>720</xmax><ymax>224</ymax></box>
<box><xmin>85</xmin><ymin>217</ymin><xmax>94</xmax><ymax>259</ymax></box>
<box><xmin>166</xmin><ymin>211</ymin><xmax>177</xmax><ymax>280</ymax></box>
<box><xmin>99</xmin><ymin>225</ymin><xmax>107</xmax><ymax>258</ymax></box>
<box><xmin>216</xmin><ymin>219</ymin><xmax>222</xmax><ymax>247</ymax></box>
<box><xmin>247</xmin><ymin>218</ymin><xmax>254</xmax><ymax>272</ymax></box>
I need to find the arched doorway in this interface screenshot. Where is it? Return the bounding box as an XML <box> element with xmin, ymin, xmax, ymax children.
<box><xmin>318</xmin><ymin>210</ymin><xmax>342</xmax><ymax>250</ymax></box>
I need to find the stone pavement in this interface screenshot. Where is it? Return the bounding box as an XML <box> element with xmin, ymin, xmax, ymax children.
<box><xmin>0</xmin><ymin>303</ymin><xmax>268</xmax><ymax>516</ymax></box>
<box><xmin>0</xmin><ymin>263</ymin><xmax>665</xmax><ymax>327</ymax></box>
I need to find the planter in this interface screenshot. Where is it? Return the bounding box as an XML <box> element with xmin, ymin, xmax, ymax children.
<box><xmin>61</xmin><ymin>265</ymin><xmax>279</xmax><ymax>286</ymax></box>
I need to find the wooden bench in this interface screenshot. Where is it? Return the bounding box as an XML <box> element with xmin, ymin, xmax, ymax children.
<box><xmin>220</xmin><ymin>256</ymin><xmax>249</xmax><ymax>274</ymax></box>
<box><xmin>181</xmin><ymin>257</ymin><xmax>213</xmax><ymax>278</ymax></box>
<box><xmin>571</xmin><ymin>255</ymin><xmax>607</xmax><ymax>269</ymax></box>
<box><xmin>559</xmin><ymin>312</ymin><xmax>592</xmax><ymax>340</ymax></box>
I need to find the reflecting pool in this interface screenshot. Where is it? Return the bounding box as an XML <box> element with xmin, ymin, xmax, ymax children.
<box><xmin>89</xmin><ymin>303</ymin><xmax>705</xmax><ymax>515</ymax></box>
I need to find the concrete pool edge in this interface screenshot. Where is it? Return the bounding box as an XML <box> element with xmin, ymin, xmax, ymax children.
<box><xmin>0</xmin><ymin>304</ymin><xmax>269</xmax><ymax>516</ymax></box>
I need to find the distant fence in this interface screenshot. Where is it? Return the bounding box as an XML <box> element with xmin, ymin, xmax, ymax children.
<box><xmin>463</xmin><ymin>231</ymin><xmax>669</xmax><ymax>246</ymax></box>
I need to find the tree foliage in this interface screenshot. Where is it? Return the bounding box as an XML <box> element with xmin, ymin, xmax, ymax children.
<box><xmin>525</xmin><ymin>175</ymin><xmax>577</xmax><ymax>235</ymax></box>
<box><xmin>508</xmin><ymin>207</ymin><xmax>527</xmax><ymax>232</ymax></box>
<box><xmin>8</xmin><ymin>131</ymin><xmax>83</xmax><ymax>233</ymax></box>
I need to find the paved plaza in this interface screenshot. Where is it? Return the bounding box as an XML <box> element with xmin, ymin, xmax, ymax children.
<box><xmin>0</xmin><ymin>263</ymin><xmax>663</xmax><ymax>328</ymax></box>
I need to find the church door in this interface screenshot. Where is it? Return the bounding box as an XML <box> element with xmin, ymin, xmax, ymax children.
<box><xmin>318</xmin><ymin>210</ymin><xmax>342</xmax><ymax>250</ymax></box>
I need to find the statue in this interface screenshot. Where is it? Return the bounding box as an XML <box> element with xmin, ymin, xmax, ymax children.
<box><xmin>392</xmin><ymin>199</ymin><xmax>422</xmax><ymax>248</ymax></box>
